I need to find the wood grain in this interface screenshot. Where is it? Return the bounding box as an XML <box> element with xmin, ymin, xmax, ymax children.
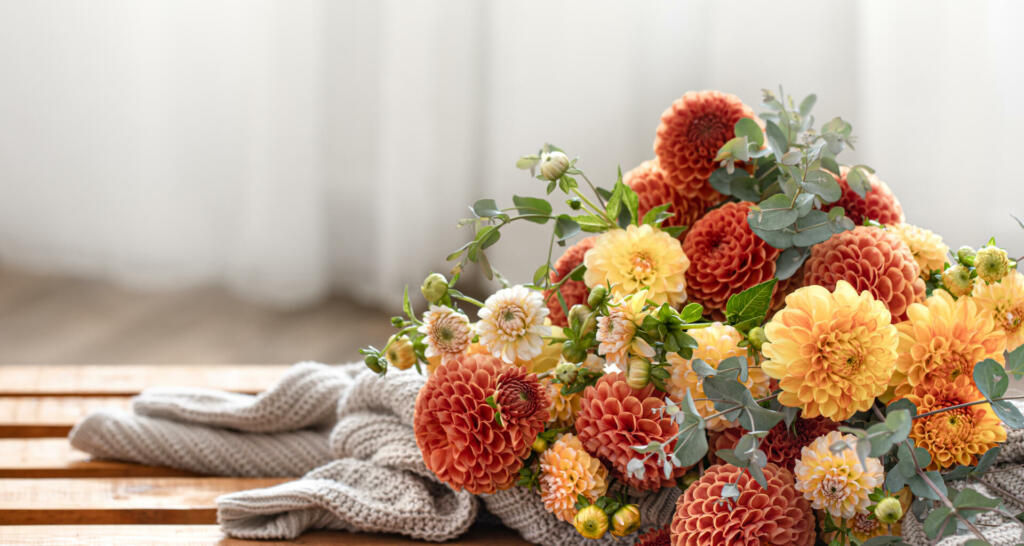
<box><xmin>0</xmin><ymin>396</ymin><xmax>131</xmax><ymax>437</ymax></box>
<box><xmin>0</xmin><ymin>364</ymin><xmax>291</xmax><ymax>397</ymax></box>
<box><xmin>0</xmin><ymin>478</ymin><xmax>288</xmax><ymax>525</ymax></box>
<box><xmin>0</xmin><ymin>439</ymin><xmax>197</xmax><ymax>478</ymax></box>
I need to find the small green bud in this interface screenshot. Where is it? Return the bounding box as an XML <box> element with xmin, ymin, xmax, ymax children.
<box><xmin>956</xmin><ymin>245</ymin><xmax>977</xmax><ymax>266</ymax></box>
<box><xmin>363</xmin><ymin>354</ymin><xmax>385</xmax><ymax>373</ymax></box>
<box><xmin>568</xmin><ymin>197</ymin><xmax>583</xmax><ymax>210</ymax></box>
<box><xmin>554</xmin><ymin>361</ymin><xmax>579</xmax><ymax>384</ymax></box>
<box><xmin>747</xmin><ymin>326</ymin><xmax>768</xmax><ymax>352</ymax></box>
<box><xmin>941</xmin><ymin>264</ymin><xmax>974</xmax><ymax>297</ymax></box>
<box><xmin>390</xmin><ymin>316</ymin><xmax>405</xmax><ymax>327</ymax></box>
<box><xmin>587</xmin><ymin>285</ymin><xmax>608</xmax><ymax>308</ymax></box>
<box><xmin>420</xmin><ymin>273</ymin><xmax>448</xmax><ymax>304</ymax></box>
<box><xmin>539</xmin><ymin>150</ymin><xmax>570</xmax><ymax>181</ymax></box>
<box><xmin>976</xmin><ymin>246</ymin><xmax>1011</xmax><ymax>283</ymax></box>
<box><xmin>568</xmin><ymin>304</ymin><xmax>591</xmax><ymax>331</ymax></box>
<box><xmin>874</xmin><ymin>496</ymin><xmax>903</xmax><ymax>525</ymax></box>
<box><xmin>531</xmin><ymin>436</ymin><xmax>548</xmax><ymax>453</ymax></box>
<box><xmin>561</xmin><ymin>341</ymin><xmax>586</xmax><ymax>363</ymax></box>
<box><xmin>626</xmin><ymin>357</ymin><xmax>651</xmax><ymax>390</ymax></box>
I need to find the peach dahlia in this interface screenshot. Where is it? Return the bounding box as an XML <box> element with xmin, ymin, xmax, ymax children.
<box><xmin>538</xmin><ymin>433</ymin><xmax>608</xmax><ymax>523</ymax></box>
<box><xmin>794</xmin><ymin>431</ymin><xmax>884</xmax><ymax>519</ymax></box>
<box><xmin>972</xmin><ymin>270</ymin><xmax>1024</xmax><ymax>352</ymax></box>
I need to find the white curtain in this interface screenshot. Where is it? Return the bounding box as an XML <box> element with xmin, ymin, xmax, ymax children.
<box><xmin>0</xmin><ymin>0</ymin><xmax>1021</xmax><ymax>309</ymax></box>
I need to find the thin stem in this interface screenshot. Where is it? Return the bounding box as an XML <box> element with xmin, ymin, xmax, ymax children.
<box><xmin>913</xmin><ymin>396</ymin><xmax>1024</xmax><ymax>421</ymax></box>
<box><xmin>578</xmin><ymin>171</ymin><xmax>606</xmax><ymax>208</ymax></box>
<box><xmin>570</xmin><ymin>187</ymin><xmax>616</xmax><ymax>227</ymax></box>
<box><xmin>451</xmin><ymin>293</ymin><xmax>485</xmax><ymax>308</ymax></box>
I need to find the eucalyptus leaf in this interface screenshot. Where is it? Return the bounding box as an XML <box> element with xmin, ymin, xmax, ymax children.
<box><xmin>992</xmin><ymin>399</ymin><xmax>1024</xmax><ymax>428</ymax></box>
<box><xmin>734</xmin><ymin>118</ymin><xmax>764</xmax><ymax>148</ymax></box>
<box><xmin>750</xmin><ymin>224</ymin><xmax>794</xmax><ymax>249</ymax></box>
<box><xmin>798</xmin><ymin>94</ymin><xmax>817</xmax><ymax>117</ymax></box>
<box><xmin>472</xmin><ymin>199</ymin><xmax>502</xmax><ymax>218</ymax></box>
<box><xmin>764</xmin><ymin>120</ymin><xmax>788</xmax><ymax>160</ymax></box>
<box><xmin>751</xmin><ymin>194</ymin><xmax>799</xmax><ymax>230</ymax></box>
<box><xmin>775</xmin><ymin>247</ymin><xmax>809</xmax><ymax>280</ymax></box>
<box><xmin>974</xmin><ymin>359</ymin><xmax>1009</xmax><ymax>399</ymax></box>
<box><xmin>803</xmin><ymin>170</ymin><xmax>842</xmax><ymax>202</ymax></box>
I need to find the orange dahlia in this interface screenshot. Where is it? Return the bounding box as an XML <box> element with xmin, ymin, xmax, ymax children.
<box><xmin>671</xmin><ymin>463</ymin><xmax>815</xmax><ymax>546</ymax></box>
<box><xmin>711</xmin><ymin>416</ymin><xmax>839</xmax><ymax>472</ymax></box>
<box><xmin>824</xmin><ymin>167</ymin><xmax>904</xmax><ymax>226</ymax></box>
<box><xmin>538</xmin><ymin>433</ymin><xmax>609</xmax><ymax>523</ymax></box>
<box><xmin>655</xmin><ymin>90</ymin><xmax>757</xmax><ymax>203</ymax></box>
<box><xmin>575</xmin><ymin>372</ymin><xmax>684</xmax><ymax>490</ymax></box>
<box><xmin>543</xmin><ymin>237</ymin><xmax>596</xmax><ymax>327</ymax></box>
<box><xmin>682</xmin><ymin>202</ymin><xmax>782</xmax><ymax>320</ymax></box>
<box><xmin>625</xmin><ymin>159</ymin><xmax>709</xmax><ymax>230</ymax></box>
<box><xmin>762</xmin><ymin>281</ymin><xmax>899</xmax><ymax>421</ymax></box>
<box><xmin>902</xmin><ymin>374</ymin><xmax>1006</xmax><ymax>470</ymax></box>
<box><xmin>803</xmin><ymin>225</ymin><xmax>925</xmax><ymax>321</ymax></box>
<box><xmin>889</xmin><ymin>289</ymin><xmax>1007</xmax><ymax>397</ymax></box>
<box><xmin>414</xmin><ymin>353</ymin><xmax>549</xmax><ymax>494</ymax></box>
<box><xmin>543</xmin><ymin>376</ymin><xmax>582</xmax><ymax>428</ymax></box>
<box><xmin>972</xmin><ymin>270</ymin><xmax>1024</xmax><ymax>352</ymax></box>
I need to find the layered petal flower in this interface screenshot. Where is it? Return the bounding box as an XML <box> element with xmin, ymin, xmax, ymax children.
<box><xmin>794</xmin><ymin>431</ymin><xmax>884</xmax><ymax>519</ymax></box>
<box><xmin>538</xmin><ymin>433</ymin><xmax>609</xmax><ymax>523</ymax></box>
<box><xmin>823</xmin><ymin>166</ymin><xmax>905</xmax><ymax>226</ymax></box>
<box><xmin>887</xmin><ymin>223</ymin><xmax>950</xmax><ymax>279</ymax></box>
<box><xmin>544</xmin><ymin>237</ymin><xmax>596</xmax><ymax>327</ymax></box>
<box><xmin>477</xmin><ymin>285</ymin><xmax>550</xmax><ymax>364</ymax></box>
<box><xmin>625</xmin><ymin>159</ymin><xmax>709</xmax><ymax>230</ymax></box>
<box><xmin>584</xmin><ymin>224</ymin><xmax>689</xmax><ymax>306</ymax></box>
<box><xmin>972</xmin><ymin>270</ymin><xmax>1024</xmax><ymax>352</ymax></box>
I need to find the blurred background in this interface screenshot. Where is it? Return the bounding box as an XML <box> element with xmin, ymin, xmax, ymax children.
<box><xmin>0</xmin><ymin>0</ymin><xmax>1021</xmax><ymax>364</ymax></box>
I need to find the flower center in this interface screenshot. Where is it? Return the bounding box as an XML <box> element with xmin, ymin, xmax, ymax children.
<box><xmin>630</xmin><ymin>251</ymin><xmax>656</xmax><ymax>284</ymax></box>
<box><xmin>496</xmin><ymin>304</ymin><xmax>528</xmax><ymax>336</ymax></box>
<box><xmin>495</xmin><ymin>372</ymin><xmax>544</xmax><ymax>421</ymax></box>
<box><xmin>818</xmin><ymin>474</ymin><xmax>849</xmax><ymax>502</ymax></box>
<box><xmin>1000</xmin><ymin>304</ymin><xmax>1024</xmax><ymax>334</ymax></box>
<box><xmin>689</xmin><ymin>114</ymin><xmax>728</xmax><ymax>145</ymax></box>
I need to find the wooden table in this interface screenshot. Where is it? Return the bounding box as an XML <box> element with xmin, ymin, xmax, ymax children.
<box><xmin>0</xmin><ymin>364</ymin><xmax>528</xmax><ymax>545</ymax></box>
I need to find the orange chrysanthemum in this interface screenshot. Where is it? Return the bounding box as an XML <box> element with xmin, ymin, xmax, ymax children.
<box><xmin>671</xmin><ymin>463</ymin><xmax>815</xmax><ymax>546</ymax></box>
<box><xmin>903</xmin><ymin>374</ymin><xmax>1006</xmax><ymax>470</ymax></box>
<box><xmin>544</xmin><ymin>377</ymin><xmax>582</xmax><ymax>428</ymax></box>
<box><xmin>890</xmin><ymin>289</ymin><xmax>1007</xmax><ymax>397</ymax></box>
<box><xmin>655</xmin><ymin>90</ymin><xmax>756</xmax><ymax>203</ymax></box>
<box><xmin>682</xmin><ymin>202</ymin><xmax>783</xmax><ymax>320</ymax></box>
<box><xmin>543</xmin><ymin>237</ymin><xmax>596</xmax><ymax>327</ymax></box>
<box><xmin>803</xmin><ymin>225</ymin><xmax>925</xmax><ymax>322</ymax></box>
<box><xmin>972</xmin><ymin>270</ymin><xmax>1024</xmax><ymax>352</ymax></box>
<box><xmin>575</xmin><ymin>373</ymin><xmax>685</xmax><ymax>490</ymax></box>
<box><xmin>636</xmin><ymin>526</ymin><xmax>671</xmax><ymax>546</ymax></box>
<box><xmin>763</xmin><ymin>281</ymin><xmax>899</xmax><ymax>421</ymax></box>
<box><xmin>711</xmin><ymin>416</ymin><xmax>838</xmax><ymax>472</ymax></box>
<box><xmin>414</xmin><ymin>353</ymin><xmax>549</xmax><ymax>494</ymax></box>
<box><xmin>625</xmin><ymin>159</ymin><xmax>709</xmax><ymax>230</ymax></box>
<box><xmin>823</xmin><ymin>167</ymin><xmax>905</xmax><ymax>226</ymax></box>
<box><xmin>538</xmin><ymin>433</ymin><xmax>609</xmax><ymax>523</ymax></box>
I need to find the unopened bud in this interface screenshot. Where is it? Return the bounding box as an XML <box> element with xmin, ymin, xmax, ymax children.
<box><xmin>573</xmin><ymin>504</ymin><xmax>608</xmax><ymax>540</ymax></box>
<box><xmin>942</xmin><ymin>264</ymin><xmax>974</xmax><ymax>297</ymax></box>
<box><xmin>626</xmin><ymin>357</ymin><xmax>651</xmax><ymax>390</ymax></box>
<box><xmin>568</xmin><ymin>197</ymin><xmax>583</xmax><ymax>210</ymax></box>
<box><xmin>554</xmin><ymin>361</ymin><xmax>579</xmax><ymax>384</ymax></box>
<box><xmin>747</xmin><ymin>326</ymin><xmax>767</xmax><ymax>351</ymax></box>
<box><xmin>561</xmin><ymin>341</ymin><xmax>587</xmax><ymax>364</ymax></box>
<box><xmin>956</xmin><ymin>246</ymin><xmax>977</xmax><ymax>266</ymax></box>
<box><xmin>539</xmin><ymin>151</ymin><xmax>570</xmax><ymax>181</ymax></box>
<box><xmin>610</xmin><ymin>504</ymin><xmax>641</xmax><ymax>537</ymax></box>
<box><xmin>587</xmin><ymin>285</ymin><xmax>608</xmax><ymax>308</ymax></box>
<box><xmin>384</xmin><ymin>336</ymin><xmax>417</xmax><ymax>371</ymax></box>
<box><xmin>363</xmin><ymin>354</ymin><xmax>385</xmax><ymax>373</ymax></box>
<box><xmin>568</xmin><ymin>304</ymin><xmax>591</xmax><ymax>331</ymax></box>
<box><xmin>976</xmin><ymin>246</ymin><xmax>1011</xmax><ymax>283</ymax></box>
<box><xmin>874</xmin><ymin>496</ymin><xmax>903</xmax><ymax>525</ymax></box>
<box><xmin>531</xmin><ymin>436</ymin><xmax>548</xmax><ymax>453</ymax></box>
<box><xmin>420</xmin><ymin>273</ymin><xmax>448</xmax><ymax>304</ymax></box>
<box><xmin>682</xmin><ymin>470</ymin><xmax>700</xmax><ymax>489</ymax></box>
<box><xmin>390</xmin><ymin>316</ymin><xmax>405</xmax><ymax>327</ymax></box>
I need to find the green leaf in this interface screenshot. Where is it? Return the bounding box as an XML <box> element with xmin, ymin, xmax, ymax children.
<box><xmin>750</xmin><ymin>224</ymin><xmax>794</xmax><ymax>249</ymax></box>
<box><xmin>751</xmin><ymin>194</ymin><xmax>799</xmax><ymax>230</ymax></box>
<box><xmin>908</xmin><ymin>470</ymin><xmax>946</xmax><ymax>501</ymax></box>
<box><xmin>803</xmin><ymin>170</ymin><xmax>842</xmax><ymax>203</ymax></box>
<box><xmin>690</xmin><ymin>358</ymin><xmax>717</xmax><ymax>379</ymax></box>
<box><xmin>621</xmin><ymin>183</ymin><xmax>640</xmax><ymax>226</ymax></box>
<box><xmin>532</xmin><ymin>264</ymin><xmax>550</xmax><ymax>286</ymax></box>
<box><xmin>475</xmin><ymin>225</ymin><xmax>501</xmax><ymax>250</ymax></box>
<box><xmin>672</xmin><ymin>392</ymin><xmax>709</xmax><ymax>467</ymax></box>
<box><xmin>798</xmin><ymin>94</ymin><xmax>817</xmax><ymax>117</ymax></box>
<box><xmin>725</xmin><ymin>279</ymin><xmax>778</xmax><ymax>329</ymax></box>
<box><xmin>734</xmin><ymin>118</ymin><xmax>764</xmax><ymax>148</ymax></box>
<box><xmin>922</xmin><ymin>506</ymin><xmax>955</xmax><ymax>540</ymax></box>
<box><xmin>472</xmin><ymin>198</ymin><xmax>501</xmax><ymax>218</ymax></box>
<box><xmin>845</xmin><ymin>166</ymin><xmax>872</xmax><ymax>198</ymax></box>
<box><xmin>679</xmin><ymin>303</ymin><xmax>703</xmax><ymax>323</ymax></box>
<box><xmin>516</xmin><ymin>155</ymin><xmax>539</xmax><ymax>170</ymax></box>
<box><xmin>573</xmin><ymin>214</ymin><xmax>608</xmax><ymax>233</ymax></box>
<box><xmin>953</xmin><ymin>487</ymin><xmax>1002</xmax><ymax>512</ymax></box>
<box><xmin>512</xmin><ymin>195</ymin><xmax>552</xmax><ymax>223</ymax></box>
<box><xmin>974</xmin><ymin>359</ymin><xmax>1009</xmax><ymax>399</ymax></box>
<box><xmin>867</xmin><ymin>409</ymin><xmax>912</xmax><ymax>457</ymax></box>
<box><xmin>821</xmin><ymin>155</ymin><xmax>841</xmax><ymax>176</ymax></box>
<box><xmin>1006</xmin><ymin>344</ymin><xmax>1024</xmax><ymax>377</ymax></box>
<box><xmin>402</xmin><ymin>285</ymin><xmax>414</xmax><ymax>318</ymax></box>
<box><xmin>792</xmin><ymin>212</ymin><xmax>837</xmax><ymax>247</ymax></box>
<box><xmin>640</xmin><ymin>203</ymin><xmax>672</xmax><ymax>226</ymax></box>
<box><xmin>553</xmin><ymin>215</ymin><xmax>580</xmax><ymax>242</ymax></box>
<box><xmin>971</xmin><ymin>446</ymin><xmax>1001</xmax><ymax>477</ymax></box>
<box><xmin>718</xmin><ymin>356</ymin><xmax>748</xmax><ymax>383</ymax></box>
<box><xmin>775</xmin><ymin>247</ymin><xmax>809</xmax><ymax>281</ymax></box>
<box><xmin>992</xmin><ymin>399</ymin><xmax>1024</xmax><ymax>428</ymax></box>
<box><xmin>764</xmin><ymin>120</ymin><xmax>788</xmax><ymax>160</ymax></box>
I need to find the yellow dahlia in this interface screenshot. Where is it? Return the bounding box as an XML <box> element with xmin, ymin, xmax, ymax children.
<box><xmin>595</xmin><ymin>290</ymin><xmax>655</xmax><ymax>369</ymax></box>
<box><xmin>539</xmin><ymin>433</ymin><xmax>609</xmax><ymax>523</ymax></box>
<box><xmin>477</xmin><ymin>285</ymin><xmax>551</xmax><ymax>364</ymax></box>
<box><xmin>888</xmin><ymin>223</ymin><xmax>950</xmax><ymax>279</ymax></box>
<box><xmin>666</xmin><ymin>322</ymin><xmax>771</xmax><ymax>431</ymax></box>
<box><xmin>762</xmin><ymin>281</ymin><xmax>899</xmax><ymax>421</ymax></box>
<box><xmin>972</xmin><ymin>270</ymin><xmax>1024</xmax><ymax>351</ymax></box>
<box><xmin>794</xmin><ymin>431</ymin><xmax>884</xmax><ymax>519</ymax></box>
<box><xmin>904</xmin><ymin>374</ymin><xmax>1006</xmax><ymax>470</ymax></box>
<box><xmin>544</xmin><ymin>376</ymin><xmax>582</xmax><ymax>428</ymax></box>
<box><xmin>890</xmin><ymin>289</ymin><xmax>1007</xmax><ymax>397</ymax></box>
<box><xmin>583</xmin><ymin>223</ymin><xmax>689</xmax><ymax>306</ymax></box>
<box><xmin>418</xmin><ymin>305</ymin><xmax>472</xmax><ymax>364</ymax></box>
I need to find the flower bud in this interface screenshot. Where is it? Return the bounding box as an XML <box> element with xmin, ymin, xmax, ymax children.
<box><xmin>390</xmin><ymin>316</ymin><xmax>405</xmax><ymax>327</ymax></box>
<box><xmin>420</xmin><ymin>273</ymin><xmax>448</xmax><ymax>304</ymax></box>
<box><xmin>975</xmin><ymin>246</ymin><xmax>1011</xmax><ymax>283</ymax></box>
<box><xmin>626</xmin><ymin>357</ymin><xmax>651</xmax><ymax>390</ymax></box>
<box><xmin>874</xmin><ymin>496</ymin><xmax>904</xmax><ymax>525</ymax></box>
<box><xmin>554</xmin><ymin>361</ymin><xmax>579</xmax><ymax>384</ymax></box>
<box><xmin>568</xmin><ymin>197</ymin><xmax>583</xmax><ymax>210</ymax></box>
<box><xmin>610</xmin><ymin>504</ymin><xmax>641</xmax><ymax>537</ymax></box>
<box><xmin>539</xmin><ymin>150</ymin><xmax>570</xmax><ymax>181</ymax></box>
<box><xmin>531</xmin><ymin>436</ymin><xmax>548</xmax><ymax>453</ymax></box>
<box><xmin>941</xmin><ymin>264</ymin><xmax>974</xmax><ymax>297</ymax></box>
<box><xmin>587</xmin><ymin>285</ymin><xmax>608</xmax><ymax>308</ymax></box>
<box><xmin>747</xmin><ymin>326</ymin><xmax>767</xmax><ymax>352</ymax></box>
<box><xmin>573</xmin><ymin>504</ymin><xmax>608</xmax><ymax>540</ymax></box>
<box><xmin>956</xmin><ymin>246</ymin><xmax>977</xmax><ymax>266</ymax></box>
<box><xmin>681</xmin><ymin>470</ymin><xmax>700</xmax><ymax>489</ymax></box>
<box><xmin>385</xmin><ymin>335</ymin><xmax>417</xmax><ymax>371</ymax></box>
<box><xmin>561</xmin><ymin>341</ymin><xmax>587</xmax><ymax>364</ymax></box>
<box><xmin>363</xmin><ymin>354</ymin><xmax>385</xmax><ymax>373</ymax></box>
<box><xmin>568</xmin><ymin>304</ymin><xmax>591</xmax><ymax>331</ymax></box>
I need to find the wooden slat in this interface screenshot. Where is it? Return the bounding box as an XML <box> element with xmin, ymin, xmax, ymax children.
<box><xmin>0</xmin><ymin>478</ymin><xmax>287</xmax><ymax>525</ymax></box>
<box><xmin>0</xmin><ymin>439</ymin><xmax>197</xmax><ymax>478</ymax></box>
<box><xmin>0</xmin><ymin>365</ymin><xmax>291</xmax><ymax>397</ymax></box>
<box><xmin>0</xmin><ymin>524</ymin><xmax>529</xmax><ymax>545</ymax></box>
<box><xmin>0</xmin><ymin>396</ymin><xmax>131</xmax><ymax>438</ymax></box>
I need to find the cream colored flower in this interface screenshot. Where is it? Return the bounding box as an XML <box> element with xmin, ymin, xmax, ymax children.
<box><xmin>972</xmin><ymin>270</ymin><xmax>1024</xmax><ymax>351</ymax></box>
<box><xmin>583</xmin><ymin>223</ymin><xmax>689</xmax><ymax>306</ymax></box>
<box><xmin>595</xmin><ymin>290</ymin><xmax>654</xmax><ymax>369</ymax></box>
<box><xmin>418</xmin><ymin>305</ymin><xmax>472</xmax><ymax>364</ymax></box>
<box><xmin>794</xmin><ymin>431</ymin><xmax>884</xmax><ymax>519</ymax></box>
<box><xmin>477</xmin><ymin>285</ymin><xmax>550</xmax><ymax>363</ymax></box>
<box><xmin>888</xmin><ymin>223</ymin><xmax>950</xmax><ymax>279</ymax></box>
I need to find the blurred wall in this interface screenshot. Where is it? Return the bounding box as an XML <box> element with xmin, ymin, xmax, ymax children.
<box><xmin>0</xmin><ymin>0</ymin><xmax>1021</xmax><ymax>309</ymax></box>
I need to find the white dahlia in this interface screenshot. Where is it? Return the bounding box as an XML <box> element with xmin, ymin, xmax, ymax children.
<box><xmin>478</xmin><ymin>285</ymin><xmax>551</xmax><ymax>363</ymax></box>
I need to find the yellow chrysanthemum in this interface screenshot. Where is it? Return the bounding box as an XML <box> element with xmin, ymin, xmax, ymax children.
<box><xmin>762</xmin><ymin>281</ymin><xmax>899</xmax><ymax>421</ymax></box>
<box><xmin>583</xmin><ymin>223</ymin><xmax>690</xmax><ymax>306</ymax></box>
<box><xmin>666</xmin><ymin>322</ymin><xmax>771</xmax><ymax>431</ymax></box>
<box><xmin>889</xmin><ymin>289</ymin><xmax>1007</xmax><ymax>397</ymax></box>
<box><xmin>794</xmin><ymin>431</ymin><xmax>884</xmax><ymax>519</ymax></box>
<box><xmin>539</xmin><ymin>433</ymin><xmax>609</xmax><ymax>523</ymax></box>
<box><xmin>972</xmin><ymin>270</ymin><xmax>1024</xmax><ymax>352</ymax></box>
<box><xmin>595</xmin><ymin>290</ymin><xmax>655</xmax><ymax>369</ymax></box>
<box><xmin>904</xmin><ymin>374</ymin><xmax>1006</xmax><ymax>470</ymax></box>
<box><xmin>888</xmin><ymin>223</ymin><xmax>950</xmax><ymax>279</ymax></box>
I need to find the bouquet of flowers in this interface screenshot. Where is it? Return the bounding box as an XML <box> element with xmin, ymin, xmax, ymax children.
<box><xmin>360</xmin><ymin>88</ymin><xmax>1024</xmax><ymax>545</ymax></box>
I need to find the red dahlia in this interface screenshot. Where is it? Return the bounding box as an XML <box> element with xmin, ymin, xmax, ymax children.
<box><xmin>543</xmin><ymin>237</ymin><xmax>596</xmax><ymax>327</ymax></box>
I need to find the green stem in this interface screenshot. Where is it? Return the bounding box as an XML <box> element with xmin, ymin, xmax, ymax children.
<box><xmin>570</xmin><ymin>187</ymin><xmax>616</xmax><ymax>227</ymax></box>
<box><xmin>451</xmin><ymin>293</ymin><xmax>485</xmax><ymax>308</ymax></box>
<box><xmin>913</xmin><ymin>396</ymin><xmax>1024</xmax><ymax>421</ymax></box>
<box><xmin>578</xmin><ymin>171</ymin><xmax>607</xmax><ymax>208</ymax></box>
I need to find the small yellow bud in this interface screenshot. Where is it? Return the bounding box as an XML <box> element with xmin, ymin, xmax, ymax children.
<box><xmin>976</xmin><ymin>246</ymin><xmax>1011</xmax><ymax>283</ymax></box>
<box><xmin>874</xmin><ymin>496</ymin><xmax>904</xmax><ymax>525</ymax></box>
<box><xmin>531</xmin><ymin>436</ymin><xmax>548</xmax><ymax>453</ymax></box>
<box><xmin>573</xmin><ymin>504</ymin><xmax>608</xmax><ymax>540</ymax></box>
<box><xmin>956</xmin><ymin>246</ymin><xmax>977</xmax><ymax>266</ymax></box>
<box><xmin>610</xmin><ymin>504</ymin><xmax>641</xmax><ymax>537</ymax></box>
<box><xmin>554</xmin><ymin>361</ymin><xmax>579</xmax><ymax>384</ymax></box>
<box><xmin>587</xmin><ymin>285</ymin><xmax>608</xmax><ymax>308</ymax></box>
<box><xmin>539</xmin><ymin>150</ymin><xmax>570</xmax><ymax>181</ymax></box>
<box><xmin>384</xmin><ymin>336</ymin><xmax>417</xmax><ymax>370</ymax></box>
<box><xmin>626</xmin><ymin>357</ymin><xmax>651</xmax><ymax>390</ymax></box>
<box><xmin>747</xmin><ymin>326</ymin><xmax>767</xmax><ymax>352</ymax></box>
<box><xmin>942</xmin><ymin>264</ymin><xmax>974</xmax><ymax>297</ymax></box>
<box><xmin>420</xmin><ymin>273</ymin><xmax>448</xmax><ymax>304</ymax></box>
